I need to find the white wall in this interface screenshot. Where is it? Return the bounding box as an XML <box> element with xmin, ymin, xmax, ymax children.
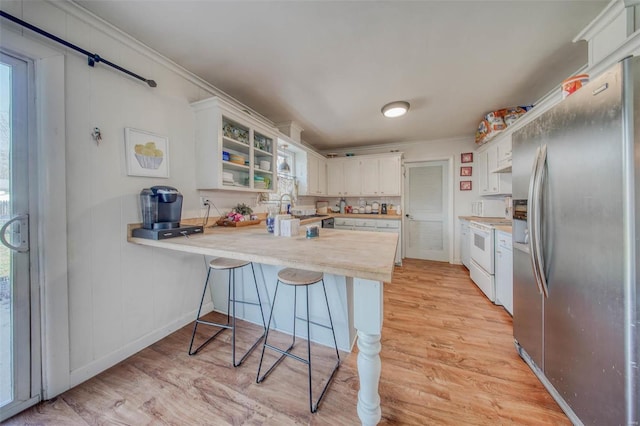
<box><xmin>323</xmin><ymin>137</ymin><xmax>484</xmax><ymax>263</ymax></box>
<box><xmin>0</xmin><ymin>0</ymin><xmax>267</xmax><ymax>393</ymax></box>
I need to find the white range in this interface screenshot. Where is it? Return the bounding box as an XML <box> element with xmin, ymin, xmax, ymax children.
<box><xmin>469</xmin><ymin>219</ymin><xmax>511</xmax><ymax>302</ymax></box>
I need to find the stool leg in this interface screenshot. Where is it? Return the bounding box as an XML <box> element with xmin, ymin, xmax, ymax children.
<box><xmin>257</xmin><ymin>280</ymin><xmax>280</xmax><ymax>382</ymax></box>
<box><xmin>256</xmin><ymin>280</ymin><xmax>297</xmax><ymax>383</ymax></box>
<box><xmin>226</xmin><ymin>267</ymin><xmax>232</xmax><ymax>324</ymax></box>
<box><xmin>188</xmin><ymin>267</ymin><xmax>212</xmax><ymax>355</ymax></box>
<box><xmin>231</xmin><ymin>267</ymin><xmax>237</xmax><ymax>365</ymax></box>
<box><xmin>230</xmin><ymin>264</ymin><xmax>267</xmax><ymax>367</ymax></box>
<box><xmin>322</xmin><ymin>279</ymin><xmax>341</xmax><ymax>361</ymax></box>
<box><xmin>250</xmin><ymin>263</ymin><xmax>267</xmax><ymax>331</ymax></box>
<box><xmin>310</xmin><ymin>279</ymin><xmax>341</xmax><ymax>412</ymax></box>
<box><xmin>306</xmin><ymin>285</ymin><xmax>314</xmax><ymax>413</ymax></box>
<box><xmin>292</xmin><ymin>285</ymin><xmax>297</xmax><ymax>347</ymax></box>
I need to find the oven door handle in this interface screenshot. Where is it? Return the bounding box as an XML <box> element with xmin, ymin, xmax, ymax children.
<box><xmin>469</xmin><ymin>223</ymin><xmax>488</xmax><ymax>233</ymax></box>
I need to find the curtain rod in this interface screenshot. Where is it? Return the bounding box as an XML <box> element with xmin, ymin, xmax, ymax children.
<box><xmin>0</xmin><ymin>10</ymin><xmax>157</xmax><ymax>88</ymax></box>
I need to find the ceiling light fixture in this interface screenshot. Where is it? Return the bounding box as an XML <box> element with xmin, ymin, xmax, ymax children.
<box><xmin>381</xmin><ymin>101</ymin><xmax>410</xmax><ymax>118</ymax></box>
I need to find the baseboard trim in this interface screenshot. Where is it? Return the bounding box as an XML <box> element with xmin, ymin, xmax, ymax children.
<box><xmin>68</xmin><ymin>302</ymin><xmax>213</xmax><ymax>389</ymax></box>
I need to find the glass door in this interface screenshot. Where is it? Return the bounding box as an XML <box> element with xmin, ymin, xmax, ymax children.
<box><xmin>0</xmin><ymin>51</ymin><xmax>39</xmax><ymax>421</ymax></box>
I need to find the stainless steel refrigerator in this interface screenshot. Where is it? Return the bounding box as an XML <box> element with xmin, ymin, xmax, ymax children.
<box><xmin>512</xmin><ymin>57</ymin><xmax>639</xmax><ymax>425</ymax></box>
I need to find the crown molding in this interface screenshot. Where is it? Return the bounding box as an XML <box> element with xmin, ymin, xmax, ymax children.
<box><xmin>574</xmin><ymin>0</ymin><xmax>625</xmax><ymax>43</ymax></box>
<box><xmin>49</xmin><ymin>0</ymin><xmax>274</xmax><ymax>126</ymax></box>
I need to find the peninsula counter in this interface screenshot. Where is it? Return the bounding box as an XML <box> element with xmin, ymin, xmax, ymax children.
<box><xmin>128</xmin><ymin>224</ymin><xmax>397</xmax><ymax>425</ymax></box>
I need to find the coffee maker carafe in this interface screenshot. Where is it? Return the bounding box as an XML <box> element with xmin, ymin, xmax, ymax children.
<box><xmin>140</xmin><ymin>186</ymin><xmax>183</xmax><ymax>230</ymax></box>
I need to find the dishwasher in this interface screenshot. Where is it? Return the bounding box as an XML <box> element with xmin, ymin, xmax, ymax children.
<box><xmin>321</xmin><ymin>217</ymin><xmax>334</xmax><ymax>228</ymax></box>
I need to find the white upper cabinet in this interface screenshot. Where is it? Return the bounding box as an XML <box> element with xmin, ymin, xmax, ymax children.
<box><xmin>477</xmin><ymin>143</ymin><xmax>511</xmax><ymax>196</ymax></box>
<box><xmin>343</xmin><ymin>161</ymin><xmax>362</xmax><ymax>196</ymax></box>
<box><xmin>361</xmin><ymin>158</ymin><xmax>379</xmax><ymax>195</ymax></box>
<box><xmin>318</xmin><ymin>156</ymin><xmax>327</xmax><ymax>195</ymax></box>
<box><xmin>191</xmin><ymin>97</ymin><xmax>278</xmax><ymax>191</ymax></box>
<box><xmin>304</xmin><ymin>152</ymin><xmax>327</xmax><ymax>196</ymax></box>
<box><xmin>361</xmin><ymin>155</ymin><xmax>402</xmax><ymax>196</ymax></box>
<box><xmin>493</xmin><ymin>135</ymin><xmax>512</xmax><ymax>173</ymax></box>
<box><xmin>378</xmin><ymin>155</ymin><xmax>402</xmax><ymax>196</ymax></box>
<box><xmin>327</xmin><ymin>159</ymin><xmax>346</xmax><ymax>196</ymax></box>
<box><xmin>327</xmin><ymin>158</ymin><xmax>361</xmax><ymax>196</ymax></box>
<box><xmin>326</xmin><ymin>153</ymin><xmax>402</xmax><ymax>197</ymax></box>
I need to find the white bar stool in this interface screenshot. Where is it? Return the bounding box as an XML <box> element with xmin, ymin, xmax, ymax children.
<box><xmin>256</xmin><ymin>267</ymin><xmax>340</xmax><ymax>413</ymax></box>
<box><xmin>188</xmin><ymin>257</ymin><xmax>266</xmax><ymax>367</ymax></box>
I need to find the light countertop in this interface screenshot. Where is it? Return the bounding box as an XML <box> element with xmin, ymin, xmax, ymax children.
<box><xmin>128</xmin><ymin>223</ymin><xmax>398</xmax><ymax>282</ymax></box>
<box><xmin>459</xmin><ymin>216</ymin><xmax>512</xmax><ymax>225</ymax></box>
<box><xmin>494</xmin><ymin>225</ymin><xmax>512</xmax><ymax>234</ymax></box>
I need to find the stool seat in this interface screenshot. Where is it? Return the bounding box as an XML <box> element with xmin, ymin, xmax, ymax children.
<box><xmin>277</xmin><ymin>268</ymin><xmax>323</xmax><ymax>286</ymax></box>
<box><xmin>209</xmin><ymin>257</ymin><xmax>250</xmax><ymax>270</ymax></box>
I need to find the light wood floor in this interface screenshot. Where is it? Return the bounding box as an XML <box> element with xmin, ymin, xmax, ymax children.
<box><xmin>6</xmin><ymin>259</ymin><xmax>569</xmax><ymax>425</ymax></box>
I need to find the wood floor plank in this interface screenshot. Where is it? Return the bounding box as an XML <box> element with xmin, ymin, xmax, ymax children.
<box><xmin>6</xmin><ymin>259</ymin><xmax>569</xmax><ymax>425</ymax></box>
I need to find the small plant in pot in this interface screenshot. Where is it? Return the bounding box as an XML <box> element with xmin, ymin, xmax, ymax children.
<box><xmin>233</xmin><ymin>203</ymin><xmax>253</xmax><ymax>220</ymax></box>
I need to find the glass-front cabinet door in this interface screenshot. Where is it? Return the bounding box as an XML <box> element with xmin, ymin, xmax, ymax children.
<box><xmin>192</xmin><ymin>97</ymin><xmax>277</xmax><ymax>192</ymax></box>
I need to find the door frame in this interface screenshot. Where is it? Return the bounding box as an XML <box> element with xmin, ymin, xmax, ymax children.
<box><xmin>2</xmin><ymin>28</ymin><xmax>71</xmax><ymax>401</ymax></box>
<box><xmin>0</xmin><ymin>49</ymin><xmax>41</xmax><ymax>422</ymax></box>
<box><xmin>402</xmin><ymin>156</ymin><xmax>455</xmax><ymax>263</ymax></box>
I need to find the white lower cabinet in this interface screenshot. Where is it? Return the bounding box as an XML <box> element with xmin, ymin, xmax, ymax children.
<box><xmin>333</xmin><ymin>218</ymin><xmax>402</xmax><ymax>265</ymax></box>
<box><xmin>494</xmin><ymin>230</ymin><xmax>513</xmax><ymax>315</ymax></box>
<box><xmin>460</xmin><ymin>219</ymin><xmax>470</xmax><ymax>269</ymax></box>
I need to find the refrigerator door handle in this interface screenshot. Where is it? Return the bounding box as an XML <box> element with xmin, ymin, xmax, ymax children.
<box><xmin>527</xmin><ymin>146</ymin><xmax>544</xmax><ymax>295</ymax></box>
<box><xmin>532</xmin><ymin>144</ymin><xmax>549</xmax><ymax>298</ymax></box>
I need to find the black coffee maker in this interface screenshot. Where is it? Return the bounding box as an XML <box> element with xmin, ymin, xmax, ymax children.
<box><xmin>134</xmin><ymin>186</ymin><xmax>203</xmax><ymax>240</ymax></box>
<box><xmin>140</xmin><ymin>186</ymin><xmax>183</xmax><ymax>230</ymax></box>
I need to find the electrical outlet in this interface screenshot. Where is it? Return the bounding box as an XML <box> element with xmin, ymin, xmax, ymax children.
<box><xmin>200</xmin><ymin>197</ymin><xmax>210</xmax><ymax>208</ymax></box>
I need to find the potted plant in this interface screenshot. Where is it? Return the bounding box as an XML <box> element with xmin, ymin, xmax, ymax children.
<box><xmin>233</xmin><ymin>203</ymin><xmax>253</xmax><ymax>220</ymax></box>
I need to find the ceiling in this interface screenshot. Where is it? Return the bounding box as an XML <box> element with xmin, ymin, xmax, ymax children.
<box><xmin>76</xmin><ymin>1</ymin><xmax>608</xmax><ymax>151</ymax></box>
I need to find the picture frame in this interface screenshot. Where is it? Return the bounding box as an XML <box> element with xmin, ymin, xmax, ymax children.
<box><xmin>460</xmin><ymin>180</ymin><xmax>472</xmax><ymax>191</ymax></box>
<box><xmin>461</xmin><ymin>152</ymin><xmax>473</xmax><ymax>163</ymax></box>
<box><xmin>460</xmin><ymin>166</ymin><xmax>472</xmax><ymax>176</ymax></box>
<box><xmin>125</xmin><ymin>128</ymin><xmax>169</xmax><ymax>178</ymax></box>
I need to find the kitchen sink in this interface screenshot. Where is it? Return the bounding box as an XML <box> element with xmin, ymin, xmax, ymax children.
<box><xmin>291</xmin><ymin>214</ymin><xmax>329</xmax><ymax>220</ymax></box>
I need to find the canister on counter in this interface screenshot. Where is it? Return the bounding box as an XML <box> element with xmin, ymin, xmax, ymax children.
<box><xmin>306</xmin><ymin>225</ymin><xmax>319</xmax><ymax>239</ymax></box>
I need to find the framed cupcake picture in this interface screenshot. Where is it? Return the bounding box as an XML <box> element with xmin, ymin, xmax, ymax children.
<box><xmin>125</xmin><ymin>128</ymin><xmax>169</xmax><ymax>178</ymax></box>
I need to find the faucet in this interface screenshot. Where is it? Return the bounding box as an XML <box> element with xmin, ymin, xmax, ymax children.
<box><xmin>279</xmin><ymin>193</ymin><xmax>293</xmax><ymax>214</ymax></box>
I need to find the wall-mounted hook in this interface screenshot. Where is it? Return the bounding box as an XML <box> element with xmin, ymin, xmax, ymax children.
<box><xmin>92</xmin><ymin>127</ymin><xmax>102</xmax><ymax>145</ymax></box>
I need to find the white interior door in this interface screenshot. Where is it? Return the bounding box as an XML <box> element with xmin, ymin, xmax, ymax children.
<box><xmin>0</xmin><ymin>51</ymin><xmax>40</xmax><ymax>421</ymax></box>
<box><xmin>404</xmin><ymin>161</ymin><xmax>449</xmax><ymax>261</ymax></box>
